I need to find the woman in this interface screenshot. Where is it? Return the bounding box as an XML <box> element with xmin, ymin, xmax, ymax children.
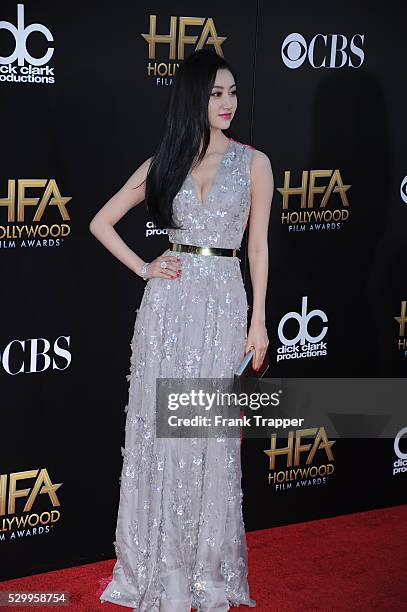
<box><xmin>90</xmin><ymin>49</ymin><xmax>273</xmax><ymax>611</ymax></box>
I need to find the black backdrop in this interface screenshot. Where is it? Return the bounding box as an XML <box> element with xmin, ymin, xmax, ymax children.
<box><xmin>1</xmin><ymin>1</ymin><xmax>406</xmax><ymax>580</ymax></box>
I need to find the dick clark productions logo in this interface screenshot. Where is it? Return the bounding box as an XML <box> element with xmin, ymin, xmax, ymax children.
<box><xmin>277</xmin><ymin>296</ymin><xmax>328</xmax><ymax>362</ymax></box>
<box><xmin>0</xmin><ymin>3</ymin><xmax>55</xmax><ymax>84</ymax></box>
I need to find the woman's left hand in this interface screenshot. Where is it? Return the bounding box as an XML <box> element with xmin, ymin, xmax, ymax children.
<box><xmin>245</xmin><ymin>320</ymin><xmax>269</xmax><ymax>370</ymax></box>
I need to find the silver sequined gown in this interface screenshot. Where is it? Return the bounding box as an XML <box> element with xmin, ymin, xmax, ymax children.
<box><xmin>100</xmin><ymin>138</ymin><xmax>256</xmax><ymax>611</ymax></box>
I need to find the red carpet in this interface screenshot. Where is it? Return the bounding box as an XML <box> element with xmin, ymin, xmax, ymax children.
<box><xmin>1</xmin><ymin>505</ymin><xmax>406</xmax><ymax>611</ymax></box>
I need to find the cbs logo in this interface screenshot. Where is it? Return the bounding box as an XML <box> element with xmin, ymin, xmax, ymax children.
<box><xmin>400</xmin><ymin>176</ymin><xmax>407</xmax><ymax>205</ymax></box>
<box><xmin>1</xmin><ymin>336</ymin><xmax>71</xmax><ymax>374</ymax></box>
<box><xmin>281</xmin><ymin>32</ymin><xmax>364</xmax><ymax>69</ymax></box>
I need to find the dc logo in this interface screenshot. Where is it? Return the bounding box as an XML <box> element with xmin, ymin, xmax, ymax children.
<box><xmin>0</xmin><ymin>4</ymin><xmax>54</xmax><ymax>66</ymax></box>
<box><xmin>278</xmin><ymin>296</ymin><xmax>328</xmax><ymax>346</ymax></box>
<box><xmin>400</xmin><ymin>176</ymin><xmax>407</xmax><ymax>205</ymax></box>
<box><xmin>394</xmin><ymin>427</ymin><xmax>407</xmax><ymax>460</ymax></box>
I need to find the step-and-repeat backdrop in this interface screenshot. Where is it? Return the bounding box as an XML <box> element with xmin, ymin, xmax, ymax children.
<box><xmin>1</xmin><ymin>1</ymin><xmax>406</xmax><ymax>579</ymax></box>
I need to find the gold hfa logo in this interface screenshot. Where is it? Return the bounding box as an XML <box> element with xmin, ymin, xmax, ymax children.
<box><xmin>141</xmin><ymin>15</ymin><xmax>226</xmax><ymax>81</ymax></box>
<box><xmin>0</xmin><ymin>469</ymin><xmax>62</xmax><ymax>537</ymax></box>
<box><xmin>394</xmin><ymin>300</ymin><xmax>407</xmax><ymax>353</ymax></box>
<box><xmin>0</xmin><ymin>179</ymin><xmax>71</xmax><ymax>223</ymax></box>
<box><xmin>277</xmin><ymin>170</ymin><xmax>351</xmax><ymax>229</ymax></box>
<box><xmin>0</xmin><ymin>179</ymin><xmax>72</xmax><ymax>242</ymax></box>
<box><xmin>265</xmin><ymin>427</ymin><xmax>335</xmax><ymax>469</ymax></box>
<box><xmin>142</xmin><ymin>15</ymin><xmax>226</xmax><ymax>59</ymax></box>
<box><xmin>278</xmin><ymin>170</ymin><xmax>350</xmax><ymax>209</ymax></box>
<box><xmin>0</xmin><ymin>469</ymin><xmax>62</xmax><ymax>516</ymax></box>
<box><xmin>264</xmin><ymin>427</ymin><xmax>335</xmax><ymax>488</ymax></box>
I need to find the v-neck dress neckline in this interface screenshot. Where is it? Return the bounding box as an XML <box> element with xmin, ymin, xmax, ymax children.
<box><xmin>188</xmin><ymin>138</ymin><xmax>232</xmax><ymax>205</ymax></box>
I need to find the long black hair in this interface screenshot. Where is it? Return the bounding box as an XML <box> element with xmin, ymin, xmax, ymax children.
<box><xmin>141</xmin><ymin>49</ymin><xmax>238</xmax><ymax>229</ymax></box>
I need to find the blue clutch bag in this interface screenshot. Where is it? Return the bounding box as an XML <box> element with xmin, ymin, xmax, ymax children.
<box><xmin>234</xmin><ymin>348</ymin><xmax>269</xmax><ymax>378</ymax></box>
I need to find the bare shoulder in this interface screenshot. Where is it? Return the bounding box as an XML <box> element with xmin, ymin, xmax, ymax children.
<box><xmin>230</xmin><ymin>139</ymin><xmax>273</xmax><ymax>181</ymax></box>
<box><xmin>250</xmin><ymin>147</ymin><xmax>272</xmax><ymax>173</ymax></box>
<box><xmin>248</xmin><ymin>147</ymin><xmax>274</xmax><ymax>196</ymax></box>
<box><xmin>124</xmin><ymin>155</ymin><xmax>153</xmax><ymax>189</ymax></box>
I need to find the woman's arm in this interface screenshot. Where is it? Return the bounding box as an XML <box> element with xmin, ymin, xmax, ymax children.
<box><xmin>245</xmin><ymin>149</ymin><xmax>274</xmax><ymax>369</ymax></box>
<box><xmin>89</xmin><ymin>158</ymin><xmax>152</xmax><ymax>278</ymax></box>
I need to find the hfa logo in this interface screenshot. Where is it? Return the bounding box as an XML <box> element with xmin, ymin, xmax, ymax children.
<box><xmin>141</xmin><ymin>15</ymin><xmax>226</xmax><ymax>85</ymax></box>
<box><xmin>264</xmin><ymin>427</ymin><xmax>335</xmax><ymax>490</ymax></box>
<box><xmin>0</xmin><ymin>4</ymin><xmax>55</xmax><ymax>84</ymax></box>
<box><xmin>277</xmin><ymin>296</ymin><xmax>328</xmax><ymax>362</ymax></box>
<box><xmin>394</xmin><ymin>300</ymin><xmax>407</xmax><ymax>357</ymax></box>
<box><xmin>277</xmin><ymin>170</ymin><xmax>351</xmax><ymax>232</ymax></box>
<box><xmin>0</xmin><ymin>469</ymin><xmax>62</xmax><ymax>541</ymax></box>
<box><xmin>0</xmin><ymin>179</ymin><xmax>72</xmax><ymax>248</ymax></box>
<box><xmin>393</xmin><ymin>427</ymin><xmax>407</xmax><ymax>476</ymax></box>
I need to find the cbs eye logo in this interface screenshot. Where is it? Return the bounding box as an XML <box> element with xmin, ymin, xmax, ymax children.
<box><xmin>400</xmin><ymin>176</ymin><xmax>407</xmax><ymax>205</ymax></box>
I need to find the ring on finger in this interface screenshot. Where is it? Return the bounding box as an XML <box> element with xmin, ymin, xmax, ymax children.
<box><xmin>160</xmin><ymin>261</ymin><xmax>168</xmax><ymax>269</ymax></box>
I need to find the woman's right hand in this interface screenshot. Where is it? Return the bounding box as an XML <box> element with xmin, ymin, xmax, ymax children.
<box><xmin>141</xmin><ymin>250</ymin><xmax>183</xmax><ymax>280</ymax></box>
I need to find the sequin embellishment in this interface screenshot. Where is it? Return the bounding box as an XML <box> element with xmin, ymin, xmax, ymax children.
<box><xmin>99</xmin><ymin>139</ymin><xmax>256</xmax><ymax>611</ymax></box>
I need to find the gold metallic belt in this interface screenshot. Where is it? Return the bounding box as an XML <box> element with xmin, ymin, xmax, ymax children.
<box><xmin>170</xmin><ymin>242</ymin><xmax>237</xmax><ymax>257</ymax></box>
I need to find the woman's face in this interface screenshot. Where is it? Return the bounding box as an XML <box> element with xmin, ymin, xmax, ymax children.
<box><xmin>208</xmin><ymin>68</ymin><xmax>237</xmax><ymax>130</ymax></box>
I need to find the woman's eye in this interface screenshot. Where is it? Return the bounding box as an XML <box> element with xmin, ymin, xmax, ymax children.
<box><xmin>211</xmin><ymin>91</ymin><xmax>237</xmax><ymax>97</ymax></box>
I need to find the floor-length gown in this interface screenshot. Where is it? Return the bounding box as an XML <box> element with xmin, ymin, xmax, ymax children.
<box><xmin>100</xmin><ymin>138</ymin><xmax>256</xmax><ymax>611</ymax></box>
